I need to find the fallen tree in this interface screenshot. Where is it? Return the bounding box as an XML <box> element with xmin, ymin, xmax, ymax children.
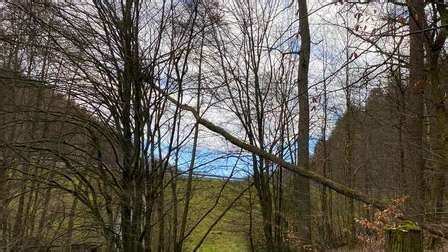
<box><xmin>153</xmin><ymin>84</ymin><xmax>448</xmax><ymax>240</ymax></box>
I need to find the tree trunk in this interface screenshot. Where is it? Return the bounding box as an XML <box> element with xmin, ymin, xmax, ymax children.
<box><xmin>385</xmin><ymin>225</ymin><xmax>423</xmax><ymax>252</ymax></box>
<box><xmin>427</xmin><ymin>4</ymin><xmax>447</xmax><ymax>223</ymax></box>
<box><xmin>294</xmin><ymin>0</ymin><xmax>312</xmax><ymax>246</ymax></box>
<box><xmin>344</xmin><ymin>27</ymin><xmax>356</xmax><ymax>245</ymax></box>
<box><xmin>405</xmin><ymin>0</ymin><xmax>426</xmax><ymax>224</ymax></box>
<box><xmin>64</xmin><ymin>197</ymin><xmax>78</xmax><ymax>252</ymax></box>
<box><xmin>0</xmin><ymin>160</ymin><xmax>8</xmax><ymax>250</ymax></box>
<box><xmin>321</xmin><ymin>57</ymin><xmax>332</xmax><ymax>245</ymax></box>
<box><xmin>121</xmin><ymin>172</ymin><xmax>135</xmax><ymax>252</ymax></box>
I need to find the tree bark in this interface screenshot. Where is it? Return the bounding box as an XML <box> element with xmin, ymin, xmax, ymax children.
<box><xmin>385</xmin><ymin>225</ymin><xmax>423</xmax><ymax>252</ymax></box>
<box><xmin>64</xmin><ymin>197</ymin><xmax>78</xmax><ymax>252</ymax></box>
<box><xmin>427</xmin><ymin>3</ymin><xmax>447</xmax><ymax>224</ymax></box>
<box><xmin>405</xmin><ymin>0</ymin><xmax>426</xmax><ymax>224</ymax></box>
<box><xmin>294</xmin><ymin>0</ymin><xmax>312</xmax><ymax>246</ymax></box>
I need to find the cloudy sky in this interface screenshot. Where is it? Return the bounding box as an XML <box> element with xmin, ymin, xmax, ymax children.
<box><xmin>168</xmin><ymin>0</ymin><xmax>409</xmax><ymax>178</ymax></box>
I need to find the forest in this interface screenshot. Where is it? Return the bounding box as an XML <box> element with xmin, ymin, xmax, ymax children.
<box><xmin>0</xmin><ymin>0</ymin><xmax>447</xmax><ymax>251</ymax></box>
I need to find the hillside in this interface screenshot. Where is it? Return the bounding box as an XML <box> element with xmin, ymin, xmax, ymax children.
<box><xmin>2</xmin><ymin>1</ymin><xmax>448</xmax><ymax>251</ymax></box>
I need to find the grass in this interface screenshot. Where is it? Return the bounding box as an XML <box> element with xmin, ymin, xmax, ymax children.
<box><xmin>7</xmin><ymin>175</ymin><xmax>261</xmax><ymax>251</ymax></box>
<box><xmin>181</xmin><ymin>178</ymin><xmax>259</xmax><ymax>251</ymax></box>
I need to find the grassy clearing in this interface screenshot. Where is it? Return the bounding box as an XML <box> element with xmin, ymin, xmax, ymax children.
<box><xmin>181</xmin><ymin>178</ymin><xmax>259</xmax><ymax>251</ymax></box>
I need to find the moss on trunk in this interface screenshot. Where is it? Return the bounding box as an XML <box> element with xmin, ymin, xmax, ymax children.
<box><xmin>384</xmin><ymin>222</ymin><xmax>423</xmax><ymax>252</ymax></box>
